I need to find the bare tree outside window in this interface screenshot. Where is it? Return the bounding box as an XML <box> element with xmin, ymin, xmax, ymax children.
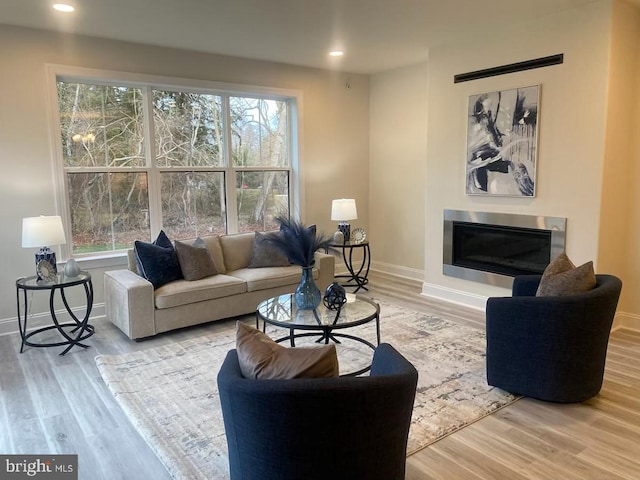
<box><xmin>153</xmin><ymin>90</ymin><xmax>223</xmax><ymax>167</ymax></box>
<box><xmin>56</xmin><ymin>79</ymin><xmax>293</xmax><ymax>255</ymax></box>
<box><xmin>230</xmin><ymin>97</ymin><xmax>290</xmax><ymax>231</ymax></box>
<box><xmin>153</xmin><ymin>90</ymin><xmax>227</xmax><ymax>240</ymax></box>
<box><xmin>58</xmin><ymin>82</ymin><xmax>148</xmax><ymax>252</ymax></box>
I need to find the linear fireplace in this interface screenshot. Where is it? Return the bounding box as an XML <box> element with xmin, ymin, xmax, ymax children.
<box><xmin>443</xmin><ymin>210</ymin><xmax>566</xmax><ymax>288</ymax></box>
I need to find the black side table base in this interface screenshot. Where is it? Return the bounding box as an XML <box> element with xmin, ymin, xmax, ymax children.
<box><xmin>327</xmin><ymin>241</ymin><xmax>371</xmax><ymax>293</ymax></box>
<box><xmin>21</xmin><ymin>323</ymin><xmax>95</xmax><ymax>355</ymax></box>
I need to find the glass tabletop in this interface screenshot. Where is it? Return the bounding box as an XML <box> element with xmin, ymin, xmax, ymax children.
<box><xmin>17</xmin><ymin>272</ymin><xmax>91</xmax><ymax>290</ymax></box>
<box><xmin>256</xmin><ymin>294</ymin><xmax>379</xmax><ymax>329</ymax></box>
<box><xmin>328</xmin><ymin>240</ymin><xmax>369</xmax><ymax>247</ymax></box>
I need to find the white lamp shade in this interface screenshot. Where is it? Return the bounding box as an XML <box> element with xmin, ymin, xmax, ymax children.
<box><xmin>22</xmin><ymin>216</ymin><xmax>66</xmax><ymax>248</ymax></box>
<box><xmin>331</xmin><ymin>199</ymin><xmax>358</xmax><ymax>221</ymax></box>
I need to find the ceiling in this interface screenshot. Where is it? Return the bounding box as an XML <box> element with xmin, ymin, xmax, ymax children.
<box><xmin>0</xmin><ymin>0</ymin><xmax>633</xmax><ymax>74</ymax></box>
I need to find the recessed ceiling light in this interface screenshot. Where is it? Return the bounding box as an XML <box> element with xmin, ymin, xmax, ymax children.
<box><xmin>53</xmin><ymin>4</ymin><xmax>75</xmax><ymax>13</ymax></box>
<box><xmin>329</xmin><ymin>50</ymin><xmax>344</xmax><ymax>57</ymax></box>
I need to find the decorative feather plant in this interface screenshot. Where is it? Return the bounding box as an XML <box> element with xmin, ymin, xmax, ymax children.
<box><xmin>267</xmin><ymin>216</ymin><xmax>336</xmax><ymax>267</ymax></box>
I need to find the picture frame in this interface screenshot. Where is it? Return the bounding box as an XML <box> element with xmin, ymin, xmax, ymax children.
<box><xmin>465</xmin><ymin>85</ymin><xmax>540</xmax><ymax>197</ymax></box>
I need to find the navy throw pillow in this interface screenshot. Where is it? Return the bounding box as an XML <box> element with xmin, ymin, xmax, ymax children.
<box><xmin>134</xmin><ymin>230</ymin><xmax>183</xmax><ymax>289</ymax></box>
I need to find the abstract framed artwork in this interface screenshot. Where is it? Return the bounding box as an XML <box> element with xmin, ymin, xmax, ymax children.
<box><xmin>465</xmin><ymin>85</ymin><xmax>539</xmax><ymax>196</ymax></box>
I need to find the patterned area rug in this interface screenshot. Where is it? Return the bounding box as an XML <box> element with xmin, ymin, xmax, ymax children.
<box><xmin>95</xmin><ymin>299</ymin><xmax>519</xmax><ymax>480</ymax></box>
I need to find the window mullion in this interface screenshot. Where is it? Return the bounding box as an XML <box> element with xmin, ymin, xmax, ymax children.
<box><xmin>288</xmin><ymin>99</ymin><xmax>300</xmax><ymax>219</ymax></box>
<box><xmin>223</xmin><ymin>95</ymin><xmax>238</xmax><ymax>233</ymax></box>
<box><xmin>143</xmin><ymin>86</ymin><xmax>162</xmax><ymax>240</ymax></box>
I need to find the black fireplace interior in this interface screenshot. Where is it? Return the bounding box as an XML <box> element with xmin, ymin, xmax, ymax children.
<box><xmin>452</xmin><ymin>222</ymin><xmax>552</xmax><ymax>277</ymax></box>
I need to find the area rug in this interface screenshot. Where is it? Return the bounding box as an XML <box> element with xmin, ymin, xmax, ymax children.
<box><xmin>95</xmin><ymin>299</ymin><xmax>519</xmax><ymax>480</ymax></box>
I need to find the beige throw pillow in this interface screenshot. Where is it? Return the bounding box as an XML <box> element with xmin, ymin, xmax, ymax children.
<box><xmin>536</xmin><ymin>252</ymin><xmax>596</xmax><ymax>296</ymax></box>
<box><xmin>235</xmin><ymin>322</ymin><xmax>339</xmax><ymax>379</ymax></box>
<box><xmin>248</xmin><ymin>232</ymin><xmax>291</xmax><ymax>268</ymax></box>
<box><xmin>174</xmin><ymin>238</ymin><xmax>218</xmax><ymax>281</ymax></box>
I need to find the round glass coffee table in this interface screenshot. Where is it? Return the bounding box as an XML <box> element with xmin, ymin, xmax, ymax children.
<box><xmin>256</xmin><ymin>294</ymin><xmax>380</xmax><ymax>376</ymax></box>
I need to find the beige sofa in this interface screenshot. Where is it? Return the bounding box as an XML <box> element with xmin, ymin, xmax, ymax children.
<box><xmin>104</xmin><ymin>232</ymin><xmax>335</xmax><ymax>340</ymax></box>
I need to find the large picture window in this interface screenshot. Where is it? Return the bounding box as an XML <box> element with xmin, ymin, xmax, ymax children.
<box><xmin>53</xmin><ymin>72</ymin><xmax>295</xmax><ymax>257</ymax></box>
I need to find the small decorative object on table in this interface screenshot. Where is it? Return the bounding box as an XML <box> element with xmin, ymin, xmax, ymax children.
<box><xmin>64</xmin><ymin>258</ymin><xmax>81</xmax><ymax>277</ymax></box>
<box><xmin>332</xmin><ymin>230</ymin><xmax>345</xmax><ymax>245</ymax></box>
<box><xmin>36</xmin><ymin>260</ymin><xmax>57</xmax><ymax>283</ymax></box>
<box><xmin>323</xmin><ymin>282</ymin><xmax>347</xmax><ymax>310</ymax></box>
<box><xmin>351</xmin><ymin>227</ymin><xmax>366</xmax><ymax>244</ymax></box>
<box><xmin>266</xmin><ymin>217</ymin><xmax>335</xmax><ymax>310</ymax></box>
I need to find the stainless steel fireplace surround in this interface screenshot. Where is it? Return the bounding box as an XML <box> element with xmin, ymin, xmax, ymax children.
<box><xmin>443</xmin><ymin>210</ymin><xmax>566</xmax><ymax>288</ymax></box>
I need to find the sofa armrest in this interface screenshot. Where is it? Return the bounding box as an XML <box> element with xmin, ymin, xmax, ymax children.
<box><xmin>314</xmin><ymin>251</ymin><xmax>336</xmax><ymax>292</ymax></box>
<box><xmin>104</xmin><ymin>269</ymin><xmax>155</xmax><ymax>340</ymax></box>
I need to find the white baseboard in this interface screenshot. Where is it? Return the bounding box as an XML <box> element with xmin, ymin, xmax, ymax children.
<box><xmin>0</xmin><ymin>303</ymin><xmax>105</xmax><ymax>337</ymax></box>
<box><xmin>613</xmin><ymin>311</ymin><xmax>640</xmax><ymax>332</ymax></box>
<box><xmin>421</xmin><ymin>283</ymin><xmax>638</xmax><ymax>330</ymax></box>
<box><xmin>370</xmin><ymin>260</ymin><xmax>424</xmax><ymax>282</ymax></box>
<box><xmin>421</xmin><ymin>282</ymin><xmax>487</xmax><ymax>311</ymax></box>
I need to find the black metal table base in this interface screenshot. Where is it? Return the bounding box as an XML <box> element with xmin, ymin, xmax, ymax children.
<box><xmin>329</xmin><ymin>242</ymin><xmax>371</xmax><ymax>293</ymax></box>
<box><xmin>22</xmin><ymin>323</ymin><xmax>95</xmax><ymax>355</ymax></box>
<box><xmin>334</xmin><ymin>274</ymin><xmax>369</xmax><ymax>292</ymax></box>
<box><xmin>267</xmin><ymin>316</ymin><xmax>381</xmax><ymax>377</ymax></box>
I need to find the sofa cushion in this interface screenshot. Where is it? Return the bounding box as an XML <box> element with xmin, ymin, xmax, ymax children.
<box><xmin>248</xmin><ymin>232</ymin><xmax>290</xmax><ymax>268</ymax></box>
<box><xmin>199</xmin><ymin>235</ymin><xmax>226</xmax><ymax>274</ymax></box>
<box><xmin>154</xmin><ymin>274</ymin><xmax>247</xmax><ymax>309</ymax></box>
<box><xmin>175</xmin><ymin>238</ymin><xmax>219</xmax><ymax>281</ymax></box>
<box><xmin>230</xmin><ymin>266</ymin><xmax>316</xmax><ymax>292</ymax></box>
<box><xmin>235</xmin><ymin>321</ymin><xmax>339</xmax><ymax>379</ymax></box>
<box><xmin>219</xmin><ymin>232</ymin><xmax>255</xmax><ymax>271</ymax></box>
<box><xmin>134</xmin><ymin>231</ymin><xmax>183</xmax><ymax>289</ymax></box>
<box><xmin>536</xmin><ymin>252</ymin><xmax>596</xmax><ymax>296</ymax></box>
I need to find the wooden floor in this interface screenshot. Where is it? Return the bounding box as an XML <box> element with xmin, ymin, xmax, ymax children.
<box><xmin>0</xmin><ymin>272</ymin><xmax>639</xmax><ymax>479</ymax></box>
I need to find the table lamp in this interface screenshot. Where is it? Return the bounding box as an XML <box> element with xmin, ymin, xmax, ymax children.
<box><xmin>331</xmin><ymin>199</ymin><xmax>357</xmax><ymax>242</ymax></box>
<box><xmin>22</xmin><ymin>215</ymin><xmax>66</xmax><ymax>278</ymax></box>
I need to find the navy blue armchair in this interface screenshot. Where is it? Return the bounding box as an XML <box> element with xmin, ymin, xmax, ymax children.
<box><xmin>486</xmin><ymin>274</ymin><xmax>622</xmax><ymax>402</ymax></box>
<box><xmin>217</xmin><ymin>343</ymin><xmax>418</xmax><ymax>480</ymax></box>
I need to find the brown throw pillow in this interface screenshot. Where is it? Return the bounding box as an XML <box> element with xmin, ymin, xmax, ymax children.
<box><xmin>536</xmin><ymin>252</ymin><xmax>596</xmax><ymax>296</ymax></box>
<box><xmin>174</xmin><ymin>238</ymin><xmax>218</xmax><ymax>281</ymax></box>
<box><xmin>235</xmin><ymin>322</ymin><xmax>339</xmax><ymax>379</ymax></box>
<box><xmin>247</xmin><ymin>232</ymin><xmax>290</xmax><ymax>268</ymax></box>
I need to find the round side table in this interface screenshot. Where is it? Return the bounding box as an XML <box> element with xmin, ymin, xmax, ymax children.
<box><xmin>16</xmin><ymin>272</ymin><xmax>95</xmax><ymax>356</ymax></box>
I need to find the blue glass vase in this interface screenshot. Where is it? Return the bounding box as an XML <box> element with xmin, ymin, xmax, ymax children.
<box><xmin>295</xmin><ymin>267</ymin><xmax>321</xmax><ymax>310</ymax></box>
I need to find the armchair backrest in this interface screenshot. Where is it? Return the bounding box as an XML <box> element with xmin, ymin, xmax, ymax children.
<box><xmin>217</xmin><ymin>343</ymin><xmax>418</xmax><ymax>480</ymax></box>
<box><xmin>511</xmin><ymin>273</ymin><xmax>621</xmax><ymax>301</ymax></box>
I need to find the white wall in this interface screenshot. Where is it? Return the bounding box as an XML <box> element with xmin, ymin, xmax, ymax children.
<box><xmin>369</xmin><ymin>63</ymin><xmax>428</xmax><ymax>280</ymax></box>
<box><xmin>0</xmin><ymin>25</ymin><xmax>369</xmax><ymax>333</ymax></box>
<box><xmin>601</xmin><ymin>0</ymin><xmax>640</xmax><ymax>328</ymax></box>
<box><xmin>630</xmin><ymin>2</ymin><xmax>640</xmax><ymax>328</ymax></box>
<box><xmin>422</xmin><ymin>1</ymin><xmax>615</xmax><ymax>307</ymax></box>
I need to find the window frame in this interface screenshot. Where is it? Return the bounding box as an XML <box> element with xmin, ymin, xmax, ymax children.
<box><xmin>45</xmin><ymin>65</ymin><xmax>303</xmax><ymax>264</ymax></box>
